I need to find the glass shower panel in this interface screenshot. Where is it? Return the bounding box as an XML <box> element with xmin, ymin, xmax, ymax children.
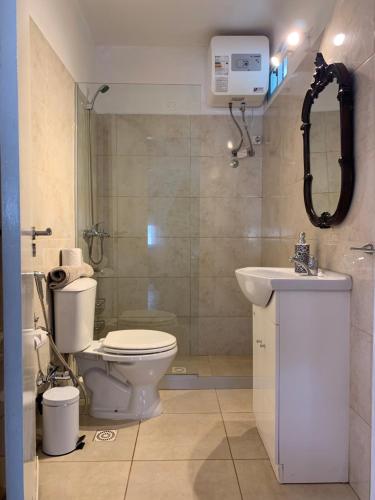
<box><xmin>76</xmin><ymin>83</ymin><xmax>260</xmax><ymax>377</ymax></box>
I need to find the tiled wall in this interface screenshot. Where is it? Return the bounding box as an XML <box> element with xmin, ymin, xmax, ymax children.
<box><xmin>310</xmin><ymin>110</ymin><xmax>341</xmax><ymax>214</ymax></box>
<box><xmin>262</xmin><ymin>1</ymin><xmax>375</xmax><ymax>498</ymax></box>
<box><xmin>92</xmin><ymin>113</ymin><xmax>263</xmax><ymax>355</ymax></box>
<box><xmin>30</xmin><ymin>20</ymin><xmax>76</xmax><ymax>275</ymax></box>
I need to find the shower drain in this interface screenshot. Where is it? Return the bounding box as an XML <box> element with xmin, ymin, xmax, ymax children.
<box><xmin>94</xmin><ymin>430</ymin><xmax>118</xmax><ymax>442</ymax></box>
<box><xmin>171</xmin><ymin>366</ymin><xmax>187</xmax><ymax>374</ymax></box>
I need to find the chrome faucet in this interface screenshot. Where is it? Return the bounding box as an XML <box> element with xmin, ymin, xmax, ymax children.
<box><xmin>289</xmin><ymin>256</ymin><xmax>319</xmax><ymax>276</ymax></box>
<box><xmin>83</xmin><ymin>222</ymin><xmax>110</xmax><ymax>239</ymax></box>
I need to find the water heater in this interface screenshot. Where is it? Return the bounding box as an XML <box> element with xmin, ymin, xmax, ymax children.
<box><xmin>207</xmin><ymin>36</ymin><xmax>269</xmax><ymax>107</ymax></box>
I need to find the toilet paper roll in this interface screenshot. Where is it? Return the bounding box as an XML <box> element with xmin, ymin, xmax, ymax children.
<box><xmin>60</xmin><ymin>248</ymin><xmax>83</xmax><ymax>267</ymax></box>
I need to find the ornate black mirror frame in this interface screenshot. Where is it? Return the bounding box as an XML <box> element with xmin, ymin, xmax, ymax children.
<box><xmin>301</xmin><ymin>52</ymin><xmax>354</xmax><ymax>228</ymax></box>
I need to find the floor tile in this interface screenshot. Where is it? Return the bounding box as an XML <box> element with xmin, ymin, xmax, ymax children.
<box><xmin>235</xmin><ymin>460</ymin><xmax>358</xmax><ymax>500</ymax></box>
<box><xmin>167</xmin><ymin>355</ymin><xmax>212</xmax><ymax>376</ymax></box>
<box><xmin>217</xmin><ymin>389</ymin><xmax>253</xmax><ymax>412</ymax></box>
<box><xmin>125</xmin><ymin>460</ymin><xmax>242</xmax><ymax>500</ymax></box>
<box><xmin>160</xmin><ymin>390</ymin><xmax>220</xmax><ymax>413</ymax></box>
<box><xmin>209</xmin><ymin>355</ymin><xmax>252</xmax><ymax>376</ymax></box>
<box><xmin>222</xmin><ymin>413</ymin><xmax>268</xmax><ymax>459</ymax></box>
<box><xmin>134</xmin><ymin>413</ymin><xmax>231</xmax><ymax>460</ymax></box>
<box><xmin>39</xmin><ymin>461</ymin><xmax>131</xmax><ymax>500</ymax></box>
<box><xmin>39</xmin><ymin>418</ymin><xmax>139</xmax><ymax>462</ymax></box>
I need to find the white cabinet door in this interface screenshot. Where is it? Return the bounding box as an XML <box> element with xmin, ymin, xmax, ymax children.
<box><xmin>253</xmin><ymin>298</ymin><xmax>278</xmax><ymax>466</ymax></box>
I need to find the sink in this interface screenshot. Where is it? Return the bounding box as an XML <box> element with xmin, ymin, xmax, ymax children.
<box><xmin>235</xmin><ymin>267</ymin><xmax>352</xmax><ymax>308</ymax></box>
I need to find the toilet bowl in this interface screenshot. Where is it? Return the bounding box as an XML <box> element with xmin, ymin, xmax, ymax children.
<box><xmin>75</xmin><ymin>330</ymin><xmax>177</xmax><ymax>420</ymax></box>
<box><xmin>53</xmin><ymin>278</ymin><xmax>177</xmax><ymax>420</ymax></box>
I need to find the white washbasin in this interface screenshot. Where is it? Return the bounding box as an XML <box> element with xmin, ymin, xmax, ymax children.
<box><xmin>235</xmin><ymin>267</ymin><xmax>352</xmax><ymax>308</ymax></box>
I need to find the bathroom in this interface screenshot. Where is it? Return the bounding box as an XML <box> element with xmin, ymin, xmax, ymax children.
<box><xmin>0</xmin><ymin>0</ymin><xmax>374</xmax><ymax>498</ymax></box>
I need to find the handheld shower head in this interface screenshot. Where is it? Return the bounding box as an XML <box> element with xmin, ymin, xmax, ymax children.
<box><xmin>99</xmin><ymin>84</ymin><xmax>110</xmax><ymax>94</ymax></box>
<box><xmin>85</xmin><ymin>84</ymin><xmax>110</xmax><ymax>111</ymax></box>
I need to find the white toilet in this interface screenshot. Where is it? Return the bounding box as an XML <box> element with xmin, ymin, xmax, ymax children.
<box><xmin>53</xmin><ymin>278</ymin><xmax>177</xmax><ymax>420</ymax></box>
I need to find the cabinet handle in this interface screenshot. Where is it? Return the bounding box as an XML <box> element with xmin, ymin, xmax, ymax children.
<box><xmin>259</xmin><ymin>343</ymin><xmax>266</xmax><ymax>348</ymax></box>
<box><xmin>256</xmin><ymin>339</ymin><xmax>262</xmax><ymax>344</ymax></box>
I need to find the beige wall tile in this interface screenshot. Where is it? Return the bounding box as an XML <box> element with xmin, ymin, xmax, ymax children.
<box><xmin>349</xmin><ymin>409</ymin><xmax>371</xmax><ymax>500</ymax></box>
<box><xmin>350</xmin><ymin>327</ymin><xmax>373</xmax><ymax>425</ymax></box>
<box><xmin>191</xmin><ymin>197</ymin><xmax>261</xmax><ymax>237</ymax></box>
<box><xmin>117</xmin><ymin>277</ymin><xmax>190</xmax><ymax>316</ymax></box>
<box><xmin>116</xmin><ymin>115</ymin><xmax>189</xmax><ymax>156</ymax></box>
<box><xmin>191</xmin><ymin>156</ymin><xmax>262</xmax><ymax>197</ymax></box>
<box><xmin>190</xmin><ymin>115</ymin><xmax>262</xmax><ymax>157</ymax></box>
<box><xmin>193</xmin><ymin>317</ymin><xmax>251</xmax><ymax>355</ymax></box>
<box><xmin>116</xmin><ymin>237</ymin><xmax>190</xmax><ymax>277</ymax></box>
<box><xmin>320</xmin><ymin>0</ymin><xmax>375</xmax><ymax>71</ymax></box>
<box><xmin>148</xmin><ymin>197</ymin><xmax>191</xmax><ymax>236</ymax></box>
<box><xmin>96</xmin><ymin>114</ymin><xmax>116</xmax><ymax>155</ymax></box>
<box><xmin>191</xmin><ymin>237</ymin><xmax>261</xmax><ymax>277</ymax></box>
<box><xmin>95</xmin><ymin>277</ymin><xmax>118</xmax><ymax>318</ymax></box>
<box><xmin>191</xmin><ymin>277</ymin><xmax>251</xmax><ymax>317</ymax></box>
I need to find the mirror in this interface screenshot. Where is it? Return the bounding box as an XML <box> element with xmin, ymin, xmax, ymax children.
<box><xmin>301</xmin><ymin>53</ymin><xmax>354</xmax><ymax>228</ymax></box>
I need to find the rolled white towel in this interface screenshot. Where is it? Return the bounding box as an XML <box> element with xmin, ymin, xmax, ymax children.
<box><xmin>48</xmin><ymin>263</ymin><xmax>94</xmax><ymax>289</ymax></box>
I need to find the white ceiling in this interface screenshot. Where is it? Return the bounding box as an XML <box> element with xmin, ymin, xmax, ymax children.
<box><xmin>77</xmin><ymin>0</ymin><xmax>336</xmax><ymax>49</ymax></box>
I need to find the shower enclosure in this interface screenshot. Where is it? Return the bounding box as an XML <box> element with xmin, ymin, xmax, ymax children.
<box><xmin>75</xmin><ymin>82</ymin><xmax>262</xmax><ymax>383</ymax></box>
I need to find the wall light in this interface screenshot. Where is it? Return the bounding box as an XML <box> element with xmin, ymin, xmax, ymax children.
<box><xmin>333</xmin><ymin>33</ymin><xmax>346</xmax><ymax>46</ymax></box>
<box><xmin>270</xmin><ymin>55</ymin><xmax>281</xmax><ymax>68</ymax></box>
<box><xmin>227</xmin><ymin>140</ymin><xmax>233</xmax><ymax>150</ymax></box>
<box><xmin>286</xmin><ymin>31</ymin><xmax>301</xmax><ymax>47</ymax></box>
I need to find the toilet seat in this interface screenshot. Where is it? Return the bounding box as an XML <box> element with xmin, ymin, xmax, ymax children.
<box><xmin>102</xmin><ymin>329</ymin><xmax>177</xmax><ymax>355</ymax></box>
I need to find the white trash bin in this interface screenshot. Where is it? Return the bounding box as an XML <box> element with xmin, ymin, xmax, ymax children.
<box><xmin>42</xmin><ymin>386</ymin><xmax>80</xmax><ymax>456</ymax></box>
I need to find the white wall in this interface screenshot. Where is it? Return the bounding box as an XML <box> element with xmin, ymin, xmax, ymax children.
<box><xmin>93</xmin><ymin>44</ymin><xmax>264</xmax><ymax>115</ymax></box>
<box><xmin>26</xmin><ymin>0</ymin><xmax>95</xmax><ymax>82</ymax></box>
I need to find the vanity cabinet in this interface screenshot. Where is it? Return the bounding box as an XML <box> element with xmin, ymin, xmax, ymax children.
<box><xmin>252</xmin><ymin>289</ymin><xmax>350</xmax><ymax>483</ymax></box>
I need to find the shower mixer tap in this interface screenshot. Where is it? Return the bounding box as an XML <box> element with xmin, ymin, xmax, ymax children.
<box><xmin>83</xmin><ymin>222</ymin><xmax>110</xmax><ymax>239</ymax></box>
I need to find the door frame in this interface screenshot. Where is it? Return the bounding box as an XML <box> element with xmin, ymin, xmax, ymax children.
<box><xmin>0</xmin><ymin>0</ymin><xmax>25</xmax><ymax>498</ymax></box>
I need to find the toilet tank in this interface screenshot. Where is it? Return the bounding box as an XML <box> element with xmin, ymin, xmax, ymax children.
<box><xmin>53</xmin><ymin>278</ymin><xmax>97</xmax><ymax>353</ymax></box>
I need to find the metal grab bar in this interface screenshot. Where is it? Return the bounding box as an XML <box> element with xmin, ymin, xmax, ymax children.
<box><xmin>350</xmin><ymin>243</ymin><xmax>375</xmax><ymax>254</ymax></box>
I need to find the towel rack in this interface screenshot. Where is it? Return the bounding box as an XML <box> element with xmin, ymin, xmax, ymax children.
<box><xmin>350</xmin><ymin>243</ymin><xmax>375</xmax><ymax>254</ymax></box>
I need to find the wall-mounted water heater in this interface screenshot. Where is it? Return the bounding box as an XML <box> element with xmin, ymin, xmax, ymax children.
<box><xmin>207</xmin><ymin>36</ymin><xmax>270</xmax><ymax>107</ymax></box>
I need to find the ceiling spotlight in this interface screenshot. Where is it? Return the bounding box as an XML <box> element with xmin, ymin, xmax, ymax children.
<box><xmin>333</xmin><ymin>33</ymin><xmax>346</xmax><ymax>46</ymax></box>
<box><xmin>270</xmin><ymin>55</ymin><xmax>281</xmax><ymax>68</ymax></box>
<box><xmin>286</xmin><ymin>31</ymin><xmax>301</xmax><ymax>47</ymax></box>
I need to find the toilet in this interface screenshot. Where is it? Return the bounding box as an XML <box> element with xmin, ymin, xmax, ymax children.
<box><xmin>53</xmin><ymin>278</ymin><xmax>177</xmax><ymax>420</ymax></box>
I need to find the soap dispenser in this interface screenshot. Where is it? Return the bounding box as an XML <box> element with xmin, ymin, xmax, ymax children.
<box><xmin>294</xmin><ymin>232</ymin><xmax>310</xmax><ymax>273</ymax></box>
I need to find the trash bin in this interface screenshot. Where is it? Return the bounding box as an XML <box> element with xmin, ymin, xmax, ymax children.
<box><xmin>42</xmin><ymin>386</ymin><xmax>80</xmax><ymax>456</ymax></box>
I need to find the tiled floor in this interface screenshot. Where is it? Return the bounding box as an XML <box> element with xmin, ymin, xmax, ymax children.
<box><xmin>38</xmin><ymin>389</ymin><xmax>358</xmax><ymax>500</ymax></box>
<box><xmin>167</xmin><ymin>355</ymin><xmax>252</xmax><ymax>376</ymax></box>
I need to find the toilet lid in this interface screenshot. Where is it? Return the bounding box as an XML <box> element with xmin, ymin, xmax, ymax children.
<box><xmin>102</xmin><ymin>329</ymin><xmax>177</xmax><ymax>355</ymax></box>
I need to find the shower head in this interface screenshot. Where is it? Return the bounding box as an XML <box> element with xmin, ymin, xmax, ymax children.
<box><xmin>85</xmin><ymin>84</ymin><xmax>110</xmax><ymax>111</ymax></box>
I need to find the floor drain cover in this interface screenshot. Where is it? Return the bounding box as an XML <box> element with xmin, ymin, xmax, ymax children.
<box><xmin>171</xmin><ymin>366</ymin><xmax>187</xmax><ymax>374</ymax></box>
<box><xmin>94</xmin><ymin>430</ymin><xmax>118</xmax><ymax>442</ymax></box>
